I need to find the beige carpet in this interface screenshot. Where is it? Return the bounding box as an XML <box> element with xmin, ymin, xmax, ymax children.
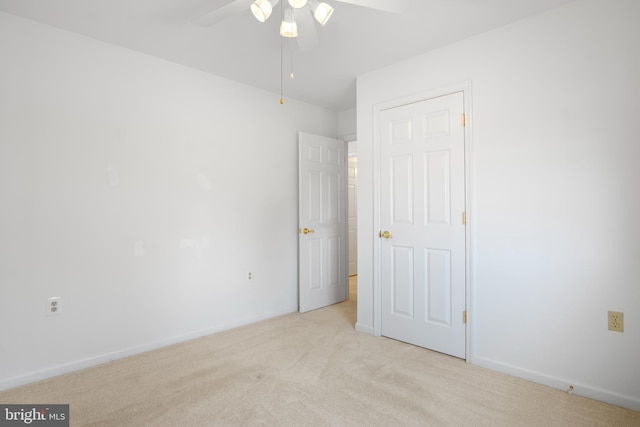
<box><xmin>2</xmin><ymin>278</ymin><xmax>639</xmax><ymax>426</ymax></box>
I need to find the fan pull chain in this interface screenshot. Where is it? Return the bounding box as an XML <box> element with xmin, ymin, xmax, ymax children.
<box><xmin>290</xmin><ymin>38</ymin><xmax>295</xmax><ymax>79</ymax></box>
<box><xmin>279</xmin><ymin>2</ymin><xmax>284</xmax><ymax>104</ymax></box>
<box><xmin>280</xmin><ymin>34</ymin><xmax>284</xmax><ymax>104</ymax></box>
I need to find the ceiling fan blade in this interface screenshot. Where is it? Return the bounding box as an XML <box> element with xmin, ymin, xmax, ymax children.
<box><xmin>333</xmin><ymin>0</ymin><xmax>409</xmax><ymax>14</ymax></box>
<box><xmin>295</xmin><ymin>8</ymin><xmax>318</xmax><ymax>52</ymax></box>
<box><xmin>192</xmin><ymin>0</ymin><xmax>251</xmax><ymax>27</ymax></box>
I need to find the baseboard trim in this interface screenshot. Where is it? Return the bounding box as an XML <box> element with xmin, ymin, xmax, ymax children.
<box><xmin>355</xmin><ymin>322</ymin><xmax>375</xmax><ymax>335</ymax></box>
<box><xmin>0</xmin><ymin>304</ymin><xmax>298</xmax><ymax>392</ymax></box>
<box><xmin>473</xmin><ymin>355</ymin><xmax>640</xmax><ymax>412</ymax></box>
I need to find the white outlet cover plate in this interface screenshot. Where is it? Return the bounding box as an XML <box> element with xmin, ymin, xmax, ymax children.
<box><xmin>47</xmin><ymin>296</ymin><xmax>62</xmax><ymax>316</ymax></box>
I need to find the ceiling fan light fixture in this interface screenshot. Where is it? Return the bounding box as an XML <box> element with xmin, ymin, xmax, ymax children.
<box><xmin>280</xmin><ymin>7</ymin><xmax>298</xmax><ymax>37</ymax></box>
<box><xmin>251</xmin><ymin>0</ymin><xmax>279</xmax><ymax>22</ymax></box>
<box><xmin>309</xmin><ymin>0</ymin><xmax>334</xmax><ymax>26</ymax></box>
<box><xmin>288</xmin><ymin>0</ymin><xmax>308</xmax><ymax>8</ymax></box>
<box><xmin>280</xmin><ymin>20</ymin><xmax>298</xmax><ymax>37</ymax></box>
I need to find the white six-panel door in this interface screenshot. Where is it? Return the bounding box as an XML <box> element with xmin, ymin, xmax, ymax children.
<box><xmin>299</xmin><ymin>132</ymin><xmax>347</xmax><ymax>313</ymax></box>
<box><xmin>379</xmin><ymin>92</ymin><xmax>466</xmax><ymax>358</ymax></box>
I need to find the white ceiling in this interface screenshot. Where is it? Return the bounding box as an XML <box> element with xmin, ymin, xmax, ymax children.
<box><xmin>0</xmin><ymin>0</ymin><xmax>575</xmax><ymax>111</ymax></box>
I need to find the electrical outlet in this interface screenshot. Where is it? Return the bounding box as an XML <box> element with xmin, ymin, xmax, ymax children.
<box><xmin>608</xmin><ymin>311</ymin><xmax>624</xmax><ymax>332</ymax></box>
<box><xmin>47</xmin><ymin>297</ymin><xmax>62</xmax><ymax>316</ymax></box>
<box><xmin>248</xmin><ymin>272</ymin><xmax>253</xmax><ymax>280</ymax></box>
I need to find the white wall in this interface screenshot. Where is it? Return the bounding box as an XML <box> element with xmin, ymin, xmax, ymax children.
<box><xmin>337</xmin><ymin>108</ymin><xmax>356</xmax><ymax>141</ymax></box>
<box><xmin>0</xmin><ymin>11</ymin><xmax>337</xmax><ymax>389</ymax></box>
<box><xmin>357</xmin><ymin>0</ymin><xmax>640</xmax><ymax>410</ymax></box>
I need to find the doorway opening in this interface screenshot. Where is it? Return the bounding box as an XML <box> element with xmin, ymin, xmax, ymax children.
<box><xmin>347</xmin><ymin>140</ymin><xmax>358</xmax><ymax>302</ymax></box>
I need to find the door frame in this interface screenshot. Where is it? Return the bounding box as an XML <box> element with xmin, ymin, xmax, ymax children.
<box><xmin>372</xmin><ymin>81</ymin><xmax>474</xmax><ymax>360</ymax></box>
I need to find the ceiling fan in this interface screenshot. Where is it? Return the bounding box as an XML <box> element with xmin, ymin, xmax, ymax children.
<box><xmin>192</xmin><ymin>0</ymin><xmax>408</xmax><ymax>103</ymax></box>
<box><xmin>193</xmin><ymin>0</ymin><xmax>410</xmax><ymax>46</ymax></box>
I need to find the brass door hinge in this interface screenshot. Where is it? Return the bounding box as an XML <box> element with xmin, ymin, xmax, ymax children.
<box><xmin>463</xmin><ymin>310</ymin><xmax>467</xmax><ymax>324</ymax></box>
<box><xmin>462</xmin><ymin>212</ymin><xmax>467</xmax><ymax>225</ymax></box>
<box><xmin>461</xmin><ymin>113</ymin><xmax>466</xmax><ymax>127</ymax></box>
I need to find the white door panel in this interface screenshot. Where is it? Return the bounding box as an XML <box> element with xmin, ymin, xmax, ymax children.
<box><xmin>299</xmin><ymin>132</ymin><xmax>347</xmax><ymax>313</ymax></box>
<box><xmin>348</xmin><ymin>157</ymin><xmax>358</xmax><ymax>276</ymax></box>
<box><xmin>380</xmin><ymin>92</ymin><xmax>466</xmax><ymax>358</ymax></box>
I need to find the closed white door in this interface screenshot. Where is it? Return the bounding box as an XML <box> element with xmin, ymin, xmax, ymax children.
<box><xmin>379</xmin><ymin>92</ymin><xmax>466</xmax><ymax>358</ymax></box>
<box><xmin>348</xmin><ymin>156</ymin><xmax>358</xmax><ymax>276</ymax></box>
<box><xmin>299</xmin><ymin>132</ymin><xmax>347</xmax><ymax>313</ymax></box>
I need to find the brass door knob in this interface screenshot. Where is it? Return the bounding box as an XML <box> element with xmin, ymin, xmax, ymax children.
<box><xmin>379</xmin><ymin>230</ymin><xmax>392</xmax><ymax>239</ymax></box>
<box><xmin>302</xmin><ymin>228</ymin><xmax>316</xmax><ymax>235</ymax></box>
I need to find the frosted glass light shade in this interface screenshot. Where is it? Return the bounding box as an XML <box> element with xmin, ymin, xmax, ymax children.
<box><xmin>309</xmin><ymin>1</ymin><xmax>334</xmax><ymax>25</ymax></box>
<box><xmin>251</xmin><ymin>0</ymin><xmax>279</xmax><ymax>22</ymax></box>
<box><xmin>288</xmin><ymin>0</ymin><xmax>308</xmax><ymax>8</ymax></box>
<box><xmin>280</xmin><ymin>20</ymin><xmax>298</xmax><ymax>37</ymax></box>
